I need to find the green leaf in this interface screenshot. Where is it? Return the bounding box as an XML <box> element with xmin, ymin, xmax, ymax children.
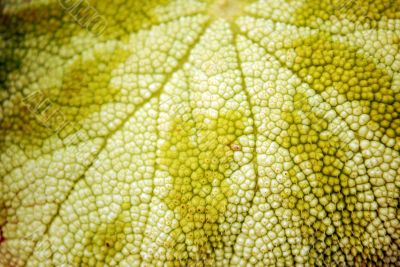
<box><xmin>1</xmin><ymin>0</ymin><xmax>399</xmax><ymax>266</ymax></box>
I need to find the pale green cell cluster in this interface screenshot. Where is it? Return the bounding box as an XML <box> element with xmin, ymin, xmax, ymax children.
<box><xmin>0</xmin><ymin>0</ymin><xmax>399</xmax><ymax>266</ymax></box>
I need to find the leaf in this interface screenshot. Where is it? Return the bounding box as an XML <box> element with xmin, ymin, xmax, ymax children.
<box><xmin>1</xmin><ymin>0</ymin><xmax>400</xmax><ymax>266</ymax></box>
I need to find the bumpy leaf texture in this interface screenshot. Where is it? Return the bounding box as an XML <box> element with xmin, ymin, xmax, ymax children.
<box><xmin>1</xmin><ymin>0</ymin><xmax>400</xmax><ymax>266</ymax></box>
